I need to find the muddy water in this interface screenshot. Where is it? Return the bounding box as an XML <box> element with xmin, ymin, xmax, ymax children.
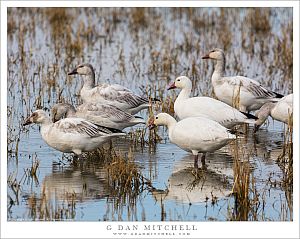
<box><xmin>7</xmin><ymin>8</ymin><xmax>292</xmax><ymax>221</ymax></box>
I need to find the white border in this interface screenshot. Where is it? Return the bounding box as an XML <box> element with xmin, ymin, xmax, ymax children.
<box><xmin>1</xmin><ymin>1</ymin><xmax>299</xmax><ymax>239</ymax></box>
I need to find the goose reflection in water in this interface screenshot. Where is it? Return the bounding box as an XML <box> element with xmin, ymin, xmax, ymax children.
<box><xmin>151</xmin><ymin>152</ymin><xmax>234</xmax><ymax>204</ymax></box>
<box><xmin>41</xmin><ymin>166</ymin><xmax>109</xmax><ymax>202</ymax></box>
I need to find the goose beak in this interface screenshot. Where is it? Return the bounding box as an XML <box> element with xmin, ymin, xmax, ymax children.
<box><xmin>167</xmin><ymin>82</ymin><xmax>176</xmax><ymax>90</ymax></box>
<box><xmin>52</xmin><ymin>115</ymin><xmax>58</xmax><ymax>123</ymax></box>
<box><xmin>68</xmin><ymin>68</ymin><xmax>78</xmax><ymax>75</ymax></box>
<box><xmin>148</xmin><ymin>117</ymin><xmax>156</xmax><ymax>130</ymax></box>
<box><xmin>201</xmin><ymin>53</ymin><xmax>210</xmax><ymax>59</ymax></box>
<box><xmin>23</xmin><ymin>116</ymin><xmax>32</xmax><ymax>126</ymax></box>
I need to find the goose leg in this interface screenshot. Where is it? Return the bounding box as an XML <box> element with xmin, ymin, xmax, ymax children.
<box><xmin>254</xmin><ymin>124</ymin><xmax>260</xmax><ymax>133</ymax></box>
<box><xmin>201</xmin><ymin>153</ymin><xmax>206</xmax><ymax>167</ymax></box>
<box><xmin>194</xmin><ymin>154</ymin><xmax>199</xmax><ymax>169</ymax></box>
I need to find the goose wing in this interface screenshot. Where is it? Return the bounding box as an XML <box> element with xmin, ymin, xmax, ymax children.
<box><xmin>178</xmin><ymin>97</ymin><xmax>249</xmax><ymax>125</ymax></box>
<box><xmin>54</xmin><ymin>118</ymin><xmax>123</xmax><ymax>137</ymax></box>
<box><xmin>92</xmin><ymin>84</ymin><xmax>149</xmax><ymax>108</ymax></box>
<box><xmin>77</xmin><ymin>103</ymin><xmax>134</xmax><ymax>123</ymax></box>
<box><xmin>175</xmin><ymin>117</ymin><xmax>234</xmax><ymax>142</ymax></box>
<box><xmin>224</xmin><ymin>76</ymin><xmax>283</xmax><ymax>99</ymax></box>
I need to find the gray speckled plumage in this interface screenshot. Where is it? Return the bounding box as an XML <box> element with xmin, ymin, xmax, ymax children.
<box><xmin>51</xmin><ymin>102</ymin><xmax>145</xmax><ymax>130</ymax></box>
<box><xmin>68</xmin><ymin>64</ymin><xmax>150</xmax><ymax>114</ymax></box>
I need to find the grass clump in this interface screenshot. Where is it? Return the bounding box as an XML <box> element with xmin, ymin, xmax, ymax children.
<box><xmin>130</xmin><ymin>8</ymin><xmax>147</xmax><ymax>29</ymax></box>
<box><xmin>105</xmin><ymin>151</ymin><xmax>151</xmax><ymax>208</ymax></box>
<box><xmin>247</xmin><ymin>8</ymin><xmax>271</xmax><ymax>33</ymax></box>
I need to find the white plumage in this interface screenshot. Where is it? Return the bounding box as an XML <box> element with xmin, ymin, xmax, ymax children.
<box><xmin>167</xmin><ymin>76</ymin><xmax>257</xmax><ymax>128</ymax></box>
<box><xmin>51</xmin><ymin>102</ymin><xmax>145</xmax><ymax>130</ymax></box>
<box><xmin>202</xmin><ymin>48</ymin><xmax>283</xmax><ymax>112</ymax></box>
<box><xmin>148</xmin><ymin>113</ymin><xmax>236</xmax><ymax>167</ymax></box>
<box><xmin>23</xmin><ymin>110</ymin><xmax>126</xmax><ymax>155</ymax></box>
<box><xmin>255</xmin><ymin>93</ymin><xmax>293</xmax><ymax>130</ymax></box>
<box><xmin>68</xmin><ymin>63</ymin><xmax>151</xmax><ymax>114</ymax></box>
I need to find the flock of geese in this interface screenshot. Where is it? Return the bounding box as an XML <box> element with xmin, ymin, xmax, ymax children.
<box><xmin>23</xmin><ymin>48</ymin><xmax>293</xmax><ymax>168</ymax></box>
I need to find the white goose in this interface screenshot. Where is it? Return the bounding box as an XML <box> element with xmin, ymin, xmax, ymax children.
<box><xmin>202</xmin><ymin>48</ymin><xmax>283</xmax><ymax>112</ymax></box>
<box><xmin>255</xmin><ymin>93</ymin><xmax>293</xmax><ymax>131</ymax></box>
<box><xmin>51</xmin><ymin>102</ymin><xmax>145</xmax><ymax>130</ymax></box>
<box><xmin>68</xmin><ymin>63</ymin><xmax>153</xmax><ymax>114</ymax></box>
<box><xmin>167</xmin><ymin>76</ymin><xmax>257</xmax><ymax>128</ymax></box>
<box><xmin>23</xmin><ymin>110</ymin><xmax>126</xmax><ymax>155</ymax></box>
<box><xmin>148</xmin><ymin>113</ymin><xmax>236</xmax><ymax>168</ymax></box>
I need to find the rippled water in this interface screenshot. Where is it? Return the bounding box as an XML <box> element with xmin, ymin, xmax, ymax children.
<box><xmin>7</xmin><ymin>7</ymin><xmax>293</xmax><ymax>221</ymax></box>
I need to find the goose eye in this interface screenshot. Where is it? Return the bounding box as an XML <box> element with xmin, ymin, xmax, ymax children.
<box><xmin>177</xmin><ymin>79</ymin><xmax>180</xmax><ymax>82</ymax></box>
<box><xmin>155</xmin><ymin>116</ymin><xmax>158</xmax><ymax>120</ymax></box>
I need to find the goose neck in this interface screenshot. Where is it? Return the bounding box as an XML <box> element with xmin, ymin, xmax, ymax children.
<box><xmin>66</xmin><ymin>106</ymin><xmax>77</xmax><ymax>117</ymax></box>
<box><xmin>82</xmin><ymin>73</ymin><xmax>95</xmax><ymax>89</ymax></box>
<box><xmin>40</xmin><ymin>117</ymin><xmax>52</xmax><ymax>127</ymax></box>
<box><xmin>213</xmin><ymin>57</ymin><xmax>225</xmax><ymax>77</ymax></box>
<box><xmin>177</xmin><ymin>87</ymin><xmax>191</xmax><ymax>101</ymax></box>
<box><xmin>165</xmin><ymin>115</ymin><xmax>177</xmax><ymax>130</ymax></box>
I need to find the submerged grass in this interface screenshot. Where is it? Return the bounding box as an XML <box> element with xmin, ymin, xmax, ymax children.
<box><xmin>27</xmin><ymin>187</ymin><xmax>76</xmax><ymax>221</ymax></box>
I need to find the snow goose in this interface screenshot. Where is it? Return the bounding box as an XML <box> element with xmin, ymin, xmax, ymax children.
<box><xmin>51</xmin><ymin>102</ymin><xmax>145</xmax><ymax>130</ymax></box>
<box><xmin>202</xmin><ymin>48</ymin><xmax>283</xmax><ymax>112</ymax></box>
<box><xmin>148</xmin><ymin>113</ymin><xmax>236</xmax><ymax>168</ymax></box>
<box><xmin>255</xmin><ymin>93</ymin><xmax>293</xmax><ymax>131</ymax></box>
<box><xmin>68</xmin><ymin>63</ymin><xmax>153</xmax><ymax>114</ymax></box>
<box><xmin>23</xmin><ymin>110</ymin><xmax>126</xmax><ymax>155</ymax></box>
<box><xmin>167</xmin><ymin>76</ymin><xmax>257</xmax><ymax>128</ymax></box>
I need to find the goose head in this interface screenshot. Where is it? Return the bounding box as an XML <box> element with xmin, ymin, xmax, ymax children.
<box><xmin>68</xmin><ymin>63</ymin><xmax>95</xmax><ymax>76</ymax></box>
<box><xmin>51</xmin><ymin>103</ymin><xmax>76</xmax><ymax>122</ymax></box>
<box><xmin>23</xmin><ymin>110</ymin><xmax>49</xmax><ymax>126</ymax></box>
<box><xmin>148</xmin><ymin>113</ymin><xmax>175</xmax><ymax>130</ymax></box>
<box><xmin>202</xmin><ymin>48</ymin><xmax>225</xmax><ymax>61</ymax></box>
<box><xmin>167</xmin><ymin>76</ymin><xmax>192</xmax><ymax>90</ymax></box>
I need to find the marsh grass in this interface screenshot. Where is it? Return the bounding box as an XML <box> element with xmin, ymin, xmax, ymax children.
<box><xmin>27</xmin><ymin>156</ymin><xmax>40</xmax><ymax>181</ymax></box>
<box><xmin>130</xmin><ymin>8</ymin><xmax>147</xmax><ymax>30</ymax></box>
<box><xmin>274</xmin><ymin>21</ymin><xmax>293</xmax><ymax>81</ymax></box>
<box><xmin>247</xmin><ymin>8</ymin><xmax>271</xmax><ymax>33</ymax></box>
<box><xmin>105</xmin><ymin>150</ymin><xmax>152</xmax><ymax>211</ymax></box>
<box><xmin>276</xmin><ymin>114</ymin><xmax>293</xmax><ymax>220</ymax></box>
<box><xmin>7</xmin><ymin>7</ymin><xmax>293</xmax><ymax>221</ymax></box>
<box><xmin>46</xmin><ymin>8</ymin><xmax>70</xmax><ymax>41</ymax></box>
<box><xmin>229</xmin><ymin>139</ymin><xmax>260</xmax><ymax>221</ymax></box>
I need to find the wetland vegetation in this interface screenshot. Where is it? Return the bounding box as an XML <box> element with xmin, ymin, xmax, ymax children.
<box><xmin>7</xmin><ymin>7</ymin><xmax>293</xmax><ymax>221</ymax></box>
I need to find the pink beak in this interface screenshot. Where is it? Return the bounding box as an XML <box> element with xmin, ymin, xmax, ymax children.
<box><xmin>167</xmin><ymin>82</ymin><xmax>176</xmax><ymax>90</ymax></box>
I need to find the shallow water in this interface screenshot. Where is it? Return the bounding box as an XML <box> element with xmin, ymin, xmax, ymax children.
<box><xmin>7</xmin><ymin>7</ymin><xmax>293</xmax><ymax>221</ymax></box>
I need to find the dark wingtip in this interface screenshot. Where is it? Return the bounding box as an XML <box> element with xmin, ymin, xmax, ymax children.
<box><xmin>93</xmin><ymin>123</ymin><xmax>124</xmax><ymax>134</ymax></box>
<box><xmin>240</xmin><ymin>111</ymin><xmax>258</xmax><ymax>120</ymax></box>
<box><xmin>134</xmin><ymin>115</ymin><xmax>144</xmax><ymax>120</ymax></box>
<box><xmin>274</xmin><ymin>92</ymin><xmax>284</xmax><ymax>98</ymax></box>
<box><xmin>150</xmin><ymin>97</ymin><xmax>161</xmax><ymax>102</ymax></box>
